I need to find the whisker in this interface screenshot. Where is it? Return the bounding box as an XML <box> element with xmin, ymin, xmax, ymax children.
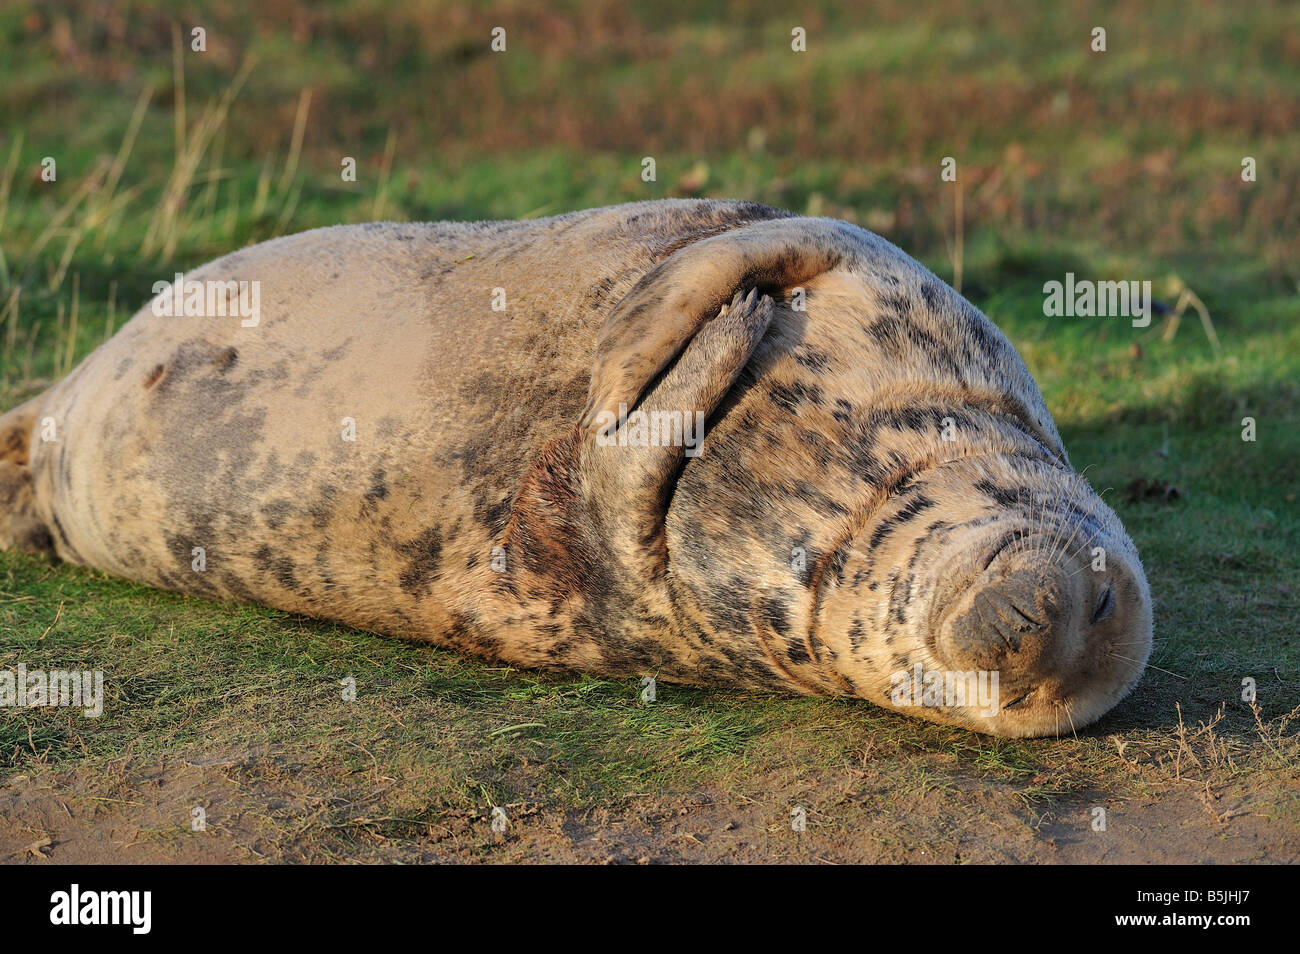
<box><xmin>1042</xmin><ymin>477</ymin><xmax>1085</xmax><ymax>565</ymax></box>
<box><xmin>1108</xmin><ymin>652</ymin><xmax>1187</xmax><ymax>680</ymax></box>
<box><xmin>1063</xmin><ymin>701</ymin><xmax>1078</xmax><ymax>740</ymax></box>
<box><xmin>1051</xmin><ymin>511</ymin><xmax>1089</xmax><ymax>567</ymax></box>
<box><xmin>1062</xmin><ymin>520</ymin><xmax>1109</xmax><ymax>579</ymax></box>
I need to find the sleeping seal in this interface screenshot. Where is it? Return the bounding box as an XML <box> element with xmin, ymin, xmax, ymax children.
<box><xmin>0</xmin><ymin>199</ymin><xmax>1151</xmax><ymax>736</ymax></box>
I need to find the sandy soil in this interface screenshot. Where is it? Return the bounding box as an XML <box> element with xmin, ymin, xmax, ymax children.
<box><xmin>3</xmin><ymin>748</ymin><xmax>1295</xmax><ymax>864</ymax></box>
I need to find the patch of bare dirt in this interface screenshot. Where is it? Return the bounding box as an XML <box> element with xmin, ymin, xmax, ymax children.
<box><xmin>2</xmin><ymin>748</ymin><xmax>1296</xmax><ymax>863</ymax></box>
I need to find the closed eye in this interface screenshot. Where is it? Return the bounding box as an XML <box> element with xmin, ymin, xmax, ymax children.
<box><xmin>1091</xmin><ymin>585</ymin><xmax>1115</xmax><ymax>625</ymax></box>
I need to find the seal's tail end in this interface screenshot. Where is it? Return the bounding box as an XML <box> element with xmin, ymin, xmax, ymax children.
<box><xmin>0</xmin><ymin>394</ymin><xmax>56</xmax><ymax>555</ymax></box>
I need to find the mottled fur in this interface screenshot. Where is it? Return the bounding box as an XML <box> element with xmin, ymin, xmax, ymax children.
<box><xmin>0</xmin><ymin>200</ymin><xmax>1151</xmax><ymax>736</ymax></box>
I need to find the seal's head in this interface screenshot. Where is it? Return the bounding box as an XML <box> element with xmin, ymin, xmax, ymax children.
<box><xmin>577</xmin><ymin>209</ymin><xmax>1151</xmax><ymax>736</ymax></box>
<box><xmin>817</xmin><ymin>455</ymin><xmax>1153</xmax><ymax>737</ymax></box>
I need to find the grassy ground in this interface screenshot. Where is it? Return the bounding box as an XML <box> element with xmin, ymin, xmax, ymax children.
<box><xmin>0</xmin><ymin>0</ymin><xmax>1297</xmax><ymax>862</ymax></box>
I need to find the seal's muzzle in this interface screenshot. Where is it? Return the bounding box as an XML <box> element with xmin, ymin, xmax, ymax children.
<box><xmin>816</xmin><ymin>454</ymin><xmax>1153</xmax><ymax>737</ymax></box>
<box><xmin>945</xmin><ymin>566</ymin><xmax>1067</xmax><ymax>674</ymax></box>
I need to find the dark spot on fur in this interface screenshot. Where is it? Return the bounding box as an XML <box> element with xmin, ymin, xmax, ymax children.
<box><xmin>144</xmin><ymin>364</ymin><xmax>165</xmax><ymax>389</ymax></box>
<box><xmin>261</xmin><ymin>499</ymin><xmax>293</xmax><ymax>530</ymax></box>
<box><xmin>920</xmin><ymin>282</ymin><xmax>944</xmax><ymax>311</ymax></box>
<box><xmin>444</xmin><ymin>610</ymin><xmax>486</xmax><ymax>648</ymax></box>
<box><xmin>760</xmin><ymin>596</ymin><xmax>791</xmax><ymax>637</ymax></box>
<box><xmin>768</xmin><ymin>381</ymin><xmax>821</xmax><ymax>413</ymax></box>
<box><xmin>1</xmin><ymin>429</ymin><xmax>25</xmax><ymax>461</ymax></box>
<box><xmin>366</xmin><ymin>469</ymin><xmax>389</xmax><ymax>504</ymax></box>
<box><xmin>309</xmin><ymin>485</ymin><xmax>338</xmax><ymax>531</ymax></box>
<box><xmin>868</xmin><ymin>494</ymin><xmax>938</xmax><ymax>550</ymax></box>
<box><xmin>890</xmin><ymin>574</ymin><xmax>914</xmax><ymax>624</ymax></box>
<box><xmin>583</xmin><ymin>275</ymin><xmax>617</xmax><ymax>308</ymax></box>
<box><xmin>475</xmin><ymin>498</ymin><xmax>512</xmax><ymax>533</ymax></box>
<box><xmin>253</xmin><ymin>544</ymin><xmax>298</xmax><ymax>589</ymax></box>
<box><xmin>847</xmin><ymin>617</ymin><xmax>866</xmax><ymax>652</ymax></box>
<box><xmin>826</xmin><ymin>545</ymin><xmax>850</xmax><ymax>585</ymax></box>
<box><xmin>786</xmin><ymin>636</ymin><xmax>810</xmax><ymax>665</ymax></box>
<box><xmin>793</xmin><ymin>348</ymin><xmax>831</xmax><ymax>372</ymax></box>
<box><xmin>976</xmin><ymin>479</ymin><xmax>1024</xmax><ymax>510</ymax></box>
<box><xmin>396</xmin><ymin>526</ymin><xmax>443</xmax><ymax>597</ymax></box>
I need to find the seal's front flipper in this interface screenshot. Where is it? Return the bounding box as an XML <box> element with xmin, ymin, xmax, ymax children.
<box><xmin>503</xmin><ymin>288</ymin><xmax>775</xmax><ymax>598</ymax></box>
<box><xmin>580</xmin><ymin>217</ymin><xmax>853</xmax><ymax>433</ymax></box>
<box><xmin>591</xmin><ymin>285</ymin><xmax>773</xmax><ymax>468</ymax></box>
<box><xmin>584</xmin><ymin>287</ymin><xmax>775</xmax><ymax>577</ymax></box>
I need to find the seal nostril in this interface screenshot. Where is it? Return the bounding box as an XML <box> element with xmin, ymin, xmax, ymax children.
<box><xmin>1009</xmin><ymin>603</ymin><xmax>1045</xmax><ymax>629</ymax></box>
<box><xmin>980</xmin><ymin>574</ymin><xmax>1050</xmax><ymax>633</ymax></box>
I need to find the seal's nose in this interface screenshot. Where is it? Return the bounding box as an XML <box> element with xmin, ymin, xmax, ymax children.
<box><xmin>945</xmin><ymin>568</ymin><xmax>1066</xmax><ymax>672</ymax></box>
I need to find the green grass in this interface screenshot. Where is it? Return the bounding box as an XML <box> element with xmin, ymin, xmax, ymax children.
<box><xmin>0</xmin><ymin>0</ymin><xmax>1297</xmax><ymax>861</ymax></box>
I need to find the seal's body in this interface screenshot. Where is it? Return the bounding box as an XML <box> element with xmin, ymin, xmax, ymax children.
<box><xmin>0</xmin><ymin>200</ymin><xmax>1151</xmax><ymax>736</ymax></box>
